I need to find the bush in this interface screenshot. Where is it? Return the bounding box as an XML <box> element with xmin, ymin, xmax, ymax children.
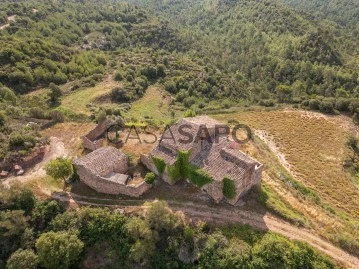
<box><xmin>49</xmin><ymin>110</ymin><xmax>65</xmax><ymax>123</ymax></box>
<box><xmin>9</xmin><ymin>133</ymin><xmax>36</xmax><ymax>149</ymax></box>
<box><xmin>144</xmin><ymin>172</ymin><xmax>156</xmax><ymax>184</ymax></box>
<box><xmin>335</xmin><ymin>98</ymin><xmax>350</xmax><ymax>112</ymax></box>
<box><xmin>29</xmin><ymin>108</ymin><xmax>46</xmax><ymax>119</ymax></box>
<box><xmin>126</xmin><ymin>74</ymin><xmax>134</xmax><ymax>82</ymax></box>
<box><xmin>318</xmin><ymin>99</ymin><xmax>335</xmax><ymax>114</ymax></box>
<box><xmin>183</xmin><ymin>96</ymin><xmax>196</xmax><ymax>108</ymax></box>
<box><xmin>259</xmin><ymin>99</ymin><xmax>276</xmax><ymax>107</ymax></box>
<box><xmin>114</xmin><ymin>71</ymin><xmax>123</xmax><ymax>81</ymax></box>
<box><xmin>308</xmin><ymin>99</ymin><xmax>320</xmax><ymax>110</ymax></box>
<box><xmin>184</xmin><ymin>109</ymin><xmax>196</xmax><ymax>117</ymax></box>
<box><xmin>223</xmin><ymin>177</ymin><xmax>236</xmax><ymax>199</ymax></box>
<box><xmin>164</xmin><ymin>80</ymin><xmax>177</xmax><ymax>94</ymax></box>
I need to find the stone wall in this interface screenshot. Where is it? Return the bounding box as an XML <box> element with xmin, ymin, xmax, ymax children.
<box><xmin>82</xmin><ymin>136</ymin><xmax>105</xmax><ymax>152</ymax></box>
<box><xmin>82</xmin><ymin>119</ymin><xmax>111</xmax><ymax>151</ymax></box>
<box><xmin>202</xmin><ymin>181</ymin><xmax>223</xmax><ymax>203</ymax></box>
<box><xmin>140</xmin><ymin>154</ymin><xmax>175</xmax><ymax>185</ymax></box>
<box><xmin>75</xmin><ymin>163</ymin><xmax>151</xmax><ymax>197</ymax></box>
<box><xmin>140</xmin><ymin>154</ymin><xmax>158</xmax><ymax>174</ymax></box>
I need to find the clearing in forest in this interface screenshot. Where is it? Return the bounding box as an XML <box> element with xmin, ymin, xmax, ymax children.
<box><xmin>61</xmin><ymin>79</ymin><xmax>119</xmax><ymax>115</ymax></box>
<box><xmin>125</xmin><ymin>86</ymin><xmax>176</xmax><ymax>124</ymax></box>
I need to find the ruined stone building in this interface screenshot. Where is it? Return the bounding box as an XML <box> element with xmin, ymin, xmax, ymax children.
<box><xmin>74</xmin><ymin>147</ymin><xmax>150</xmax><ymax>197</ymax></box>
<box><xmin>141</xmin><ymin>116</ymin><xmax>263</xmax><ymax>205</ymax></box>
<box><xmin>82</xmin><ymin>119</ymin><xmax>111</xmax><ymax>151</ymax></box>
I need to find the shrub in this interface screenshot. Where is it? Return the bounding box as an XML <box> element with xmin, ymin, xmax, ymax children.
<box><xmin>308</xmin><ymin>99</ymin><xmax>320</xmax><ymax>110</ymax></box>
<box><xmin>9</xmin><ymin>133</ymin><xmax>36</xmax><ymax>149</ymax></box>
<box><xmin>318</xmin><ymin>99</ymin><xmax>335</xmax><ymax>114</ymax></box>
<box><xmin>144</xmin><ymin>172</ymin><xmax>156</xmax><ymax>184</ymax></box>
<box><xmin>223</xmin><ymin>177</ymin><xmax>236</xmax><ymax>199</ymax></box>
<box><xmin>126</xmin><ymin>74</ymin><xmax>134</xmax><ymax>82</ymax></box>
<box><xmin>48</xmin><ymin>83</ymin><xmax>62</xmax><ymax>103</ymax></box>
<box><xmin>164</xmin><ymin>80</ymin><xmax>177</xmax><ymax>94</ymax></box>
<box><xmin>259</xmin><ymin>99</ymin><xmax>276</xmax><ymax>107</ymax></box>
<box><xmin>184</xmin><ymin>109</ymin><xmax>196</xmax><ymax>117</ymax></box>
<box><xmin>29</xmin><ymin>108</ymin><xmax>46</xmax><ymax>119</ymax></box>
<box><xmin>49</xmin><ymin>110</ymin><xmax>65</xmax><ymax>123</ymax></box>
<box><xmin>183</xmin><ymin>97</ymin><xmax>196</xmax><ymax>108</ymax></box>
<box><xmin>114</xmin><ymin>71</ymin><xmax>123</xmax><ymax>81</ymax></box>
<box><xmin>335</xmin><ymin>98</ymin><xmax>350</xmax><ymax>112</ymax></box>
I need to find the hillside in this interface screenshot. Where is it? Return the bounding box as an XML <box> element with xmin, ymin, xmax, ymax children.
<box><xmin>1</xmin><ymin>0</ymin><xmax>359</xmax><ymax>268</ymax></box>
<box><xmin>283</xmin><ymin>0</ymin><xmax>359</xmax><ymax>33</ymax></box>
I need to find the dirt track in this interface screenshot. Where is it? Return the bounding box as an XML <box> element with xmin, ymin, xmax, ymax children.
<box><xmin>3</xmin><ymin>137</ymin><xmax>68</xmax><ymax>187</ymax></box>
<box><xmin>49</xmin><ymin>192</ymin><xmax>359</xmax><ymax>269</ymax></box>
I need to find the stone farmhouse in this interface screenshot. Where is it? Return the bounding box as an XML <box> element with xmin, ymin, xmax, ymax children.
<box><xmin>141</xmin><ymin>116</ymin><xmax>263</xmax><ymax>205</ymax></box>
<box><xmin>74</xmin><ymin>147</ymin><xmax>151</xmax><ymax>197</ymax></box>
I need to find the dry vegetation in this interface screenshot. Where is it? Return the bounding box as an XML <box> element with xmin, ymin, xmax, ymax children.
<box><xmin>214</xmin><ymin>109</ymin><xmax>359</xmax><ymax>254</ymax></box>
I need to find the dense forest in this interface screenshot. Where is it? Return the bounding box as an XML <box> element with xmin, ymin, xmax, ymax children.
<box><xmin>127</xmin><ymin>0</ymin><xmax>359</xmax><ymax>115</ymax></box>
<box><xmin>0</xmin><ymin>186</ymin><xmax>337</xmax><ymax>269</ymax></box>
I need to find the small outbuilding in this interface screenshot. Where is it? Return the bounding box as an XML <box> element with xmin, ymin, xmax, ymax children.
<box><xmin>74</xmin><ymin>147</ymin><xmax>150</xmax><ymax>197</ymax></box>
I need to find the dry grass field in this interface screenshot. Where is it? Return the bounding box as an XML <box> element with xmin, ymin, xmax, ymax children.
<box><xmin>214</xmin><ymin>109</ymin><xmax>359</xmax><ymax>254</ymax></box>
<box><xmin>215</xmin><ymin>110</ymin><xmax>357</xmax><ymax>217</ymax></box>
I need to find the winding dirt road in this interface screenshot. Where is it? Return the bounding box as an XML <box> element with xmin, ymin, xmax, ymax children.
<box><xmin>3</xmin><ymin>127</ymin><xmax>359</xmax><ymax>268</ymax></box>
<box><xmin>49</xmin><ymin>191</ymin><xmax>359</xmax><ymax>269</ymax></box>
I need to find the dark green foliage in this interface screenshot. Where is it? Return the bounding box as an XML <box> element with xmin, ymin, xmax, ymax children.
<box><xmin>168</xmin><ymin>151</ymin><xmax>190</xmax><ymax>182</ymax></box>
<box><xmin>7</xmin><ymin>188</ymin><xmax>36</xmax><ymax>215</ymax></box>
<box><xmin>152</xmin><ymin>156</ymin><xmax>166</xmax><ymax>174</ymax></box>
<box><xmin>0</xmin><ymin>112</ymin><xmax>6</xmax><ymax>127</ymax></box>
<box><xmin>0</xmin><ymin>210</ymin><xmax>28</xmax><ymax>260</ymax></box>
<box><xmin>0</xmin><ymin>187</ymin><xmax>337</xmax><ymax>268</ymax></box>
<box><xmin>6</xmin><ymin>249</ymin><xmax>38</xmax><ymax>269</ymax></box>
<box><xmin>31</xmin><ymin>200</ymin><xmax>62</xmax><ymax>231</ymax></box>
<box><xmin>114</xmin><ymin>71</ymin><xmax>123</xmax><ymax>81</ymax></box>
<box><xmin>144</xmin><ymin>172</ymin><xmax>156</xmax><ymax>184</ymax></box>
<box><xmin>48</xmin><ymin>83</ymin><xmax>62</xmax><ymax>104</ymax></box>
<box><xmin>36</xmin><ymin>231</ymin><xmax>84</xmax><ymax>269</ymax></box>
<box><xmin>222</xmin><ymin>177</ymin><xmax>236</xmax><ymax>199</ymax></box>
<box><xmin>188</xmin><ymin>166</ymin><xmax>213</xmax><ymax>187</ymax></box>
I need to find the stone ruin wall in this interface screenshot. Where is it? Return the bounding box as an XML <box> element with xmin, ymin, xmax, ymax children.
<box><xmin>140</xmin><ymin>154</ymin><xmax>176</xmax><ymax>185</ymax></box>
<box><xmin>82</xmin><ymin>119</ymin><xmax>111</xmax><ymax>151</ymax></box>
<box><xmin>75</xmin><ymin>163</ymin><xmax>150</xmax><ymax>197</ymax></box>
<box><xmin>82</xmin><ymin>136</ymin><xmax>105</xmax><ymax>152</ymax></box>
<box><xmin>202</xmin><ymin>181</ymin><xmax>223</xmax><ymax>203</ymax></box>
